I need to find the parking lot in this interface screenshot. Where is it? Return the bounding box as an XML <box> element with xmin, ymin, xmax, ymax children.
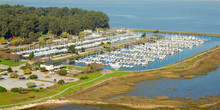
<box><xmin>0</xmin><ymin>64</ymin><xmax>79</xmax><ymax>90</ymax></box>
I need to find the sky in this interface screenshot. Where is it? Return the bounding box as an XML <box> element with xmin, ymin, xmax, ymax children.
<box><xmin>1</xmin><ymin>0</ymin><xmax>220</xmax><ymax>5</ymax></box>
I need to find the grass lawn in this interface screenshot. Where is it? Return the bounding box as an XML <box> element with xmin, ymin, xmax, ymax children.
<box><xmin>0</xmin><ymin>58</ymin><xmax>24</xmax><ymax>66</ymax></box>
<box><xmin>0</xmin><ymin>70</ymin><xmax>133</xmax><ymax>107</ymax></box>
<box><xmin>0</xmin><ymin>77</ymin><xmax>99</xmax><ymax>106</ymax></box>
<box><xmin>0</xmin><ymin>68</ymin><xmax>6</xmax><ymax>72</ymax></box>
<box><xmin>67</xmin><ymin>65</ymin><xmax>85</xmax><ymax>70</ymax></box>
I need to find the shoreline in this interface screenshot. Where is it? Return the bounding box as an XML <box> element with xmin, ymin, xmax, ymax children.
<box><xmin>6</xmin><ymin>45</ymin><xmax>220</xmax><ymax>110</ymax></box>
<box><xmin>132</xmin><ymin>29</ymin><xmax>220</xmax><ymax>37</ymax></box>
<box><xmin>62</xmin><ymin>45</ymin><xmax>220</xmax><ymax>109</ymax></box>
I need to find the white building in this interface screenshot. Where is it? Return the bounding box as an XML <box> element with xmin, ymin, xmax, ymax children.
<box><xmin>40</xmin><ymin>60</ymin><xmax>64</xmax><ymax>71</ymax></box>
<box><xmin>84</xmin><ymin>29</ymin><xmax>93</xmax><ymax>33</ymax></box>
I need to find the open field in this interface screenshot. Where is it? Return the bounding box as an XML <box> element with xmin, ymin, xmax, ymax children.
<box><xmin>0</xmin><ymin>58</ymin><xmax>24</xmax><ymax>67</ymax></box>
<box><xmin>0</xmin><ymin>70</ymin><xmax>133</xmax><ymax>108</ymax></box>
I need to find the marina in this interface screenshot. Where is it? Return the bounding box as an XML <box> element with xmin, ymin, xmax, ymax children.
<box><xmin>12</xmin><ymin>32</ymin><xmax>142</xmax><ymax>58</ymax></box>
<box><xmin>74</xmin><ymin>34</ymin><xmax>217</xmax><ymax>71</ymax></box>
<box><xmin>0</xmin><ymin>0</ymin><xmax>220</xmax><ymax>109</ymax></box>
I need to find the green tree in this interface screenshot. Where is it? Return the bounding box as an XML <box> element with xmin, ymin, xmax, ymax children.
<box><xmin>39</xmin><ymin>39</ymin><xmax>46</xmax><ymax>46</ymax></box>
<box><xmin>61</xmin><ymin>32</ymin><xmax>68</xmax><ymax>38</ymax></box>
<box><xmin>58</xmin><ymin>79</ymin><xmax>65</xmax><ymax>85</ymax></box>
<box><xmin>68</xmin><ymin>45</ymin><xmax>75</xmax><ymax>53</ymax></box>
<box><xmin>0</xmin><ymin>86</ymin><xmax>7</xmax><ymax>92</ymax></box>
<box><xmin>101</xmin><ymin>42</ymin><xmax>104</xmax><ymax>45</ymax></box>
<box><xmin>24</xmin><ymin>69</ymin><xmax>31</xmax><ymax>74</ymax></box>
<box><xmin>28</xmin><ymin>51</ymin><xmax>34</xmax><ymax>60</ymax></box>
<box><xmin>0</xmin><ymin>37</ymin><xmax>6</xmax><ymax>44</ymax></box>
<box><xmin>84</xmin><ymin>66</ymin><xmax>93</xmax><ymax>73</ymax></box>
<box><xmin>18</xmin><ymin>75</ymin><xmax>24</xmax><ymax>79</ymax></box>
<box><xmin>10</xmin><ymin>72</ymin><xmax>18</xmax><ymax>78</ymax></box>
<box><xmin>80</xmin><ymin>76</ymin><xmax>89</xmax><ymax>80</ymax></box>
<box><xmin>78</xmin><ymin>32</ymin><xmax>85</xmax><ymax>38</ymax></box>
<box><xmin>0</xmin><ymin>5</ymin><xmax>110</xmax><ymax>39</ymax></box>
<box><xmin>40</xmin><ymin>67</ymin><xmax>47</xmax><ymax>72</ymax></box>
<box><xmin>11</xmin><ymin>88</ymin><xmax>19</xmax><ymax>92</ymax></box>
<box><xmin>81</xmin><ymin>47</ymin><xmax>85</xmax><ymax>52</ymax></box>
<box><xmin>58</xmin><ymin>69</ymin><xmax>67</xmax><ymax>76</ymax></box>
<box><xmin>141</xmin><ymin>33</ymin><xmax>146</xmax><ymax>38</ymax></box>
<box><xmin>29</xmin><ymin>74</ymin><xmax>38</xmax><ymax>79</ymax></box>
<box><xmin>7</xmin><ymin>67</ymin><xmax>13</xmax><ymax>72</ymax></box>
<box><xmin>26</xmin><ymin>82</ymin><xmax>36</xmax><ymax>88</ymax></box>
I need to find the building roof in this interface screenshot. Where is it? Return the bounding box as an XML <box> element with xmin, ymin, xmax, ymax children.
<box><xmin>42</xmin><ymin>59</ymin><xmax>62</xmax><ymax>66</ymax></box>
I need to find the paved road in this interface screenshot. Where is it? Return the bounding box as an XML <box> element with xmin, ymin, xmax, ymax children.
<box><xmin>0</xmin><ymin>63</ymin><xmax>25</xmax><ymax>74</ymax></box>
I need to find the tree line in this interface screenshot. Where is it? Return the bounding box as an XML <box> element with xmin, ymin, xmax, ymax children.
<box><xmin>0</xmin><ymin>5</ymin><xmax>110</xmax><ymax>39</ymax></box>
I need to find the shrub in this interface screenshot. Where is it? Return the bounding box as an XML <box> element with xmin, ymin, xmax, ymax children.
<box><xmin>7</xmin><ymin>67</ymin><xmax>13</xmax><ymax>72</ymax></box>
<box><xmin>58</xmin><ymin>69</ymin><xmax>67</xmax><ymax>76</ymax></box>
<box><xmin>40</xmin><ymin>67</ymin><xmax>47</xmax><ymax>72</ymax></box>
<box><xmin>58</xmin><ymin>79</ymin><xmax>65</xmax><ymax>85</ymax></box>
<box><xmin>18</xmin><ymin>75</ymin><xmax>24</xmax><ymax>79</ymax></box>
<box><xmin>80</xmin><ymin>76</ymin><xmax>89</xmax><ymax>80</ymax></box>
<box><xmin>0</xmin><ymin>86</ymin><xmax>7</xmax><ymax>92</ymax></box>
<box><xmin>28</xmin><ymin>52</ymin><xmax>34</xmax><ymax>60</ymax></box>
<box><xmin>10</xmin><ymin>72</ymin><xmax>18</xmax><ymax>78</ymax></box>
<box><xmin>26</xmin><ymin>82</ymin><xmax>36</xmax><ymax>88</ymax></box>
<box><xmin>81</xmin><ymin>47</ymin><xmax>85</xmax><ymax>52</ymax></box>
<box><xmin>24</xmin><ymin>69</ymin><xmax>31</xmax><ymax>74</ymax></box>
<box><xmin>35</xmin><ymin>67</ymin><xmax>39</xmax><ymax>70</ymax></box>
<box><xmin>29</xmin><ymin>75</ymin><xmax>38</xmax><ymax>79</ymax></box>
<box><xmin>84</xmin><ymin>63</ymin><xmax>103</xmax><ymax>73</ymax></box>
<box><xmin>20</xmin><ymin>66</ymin><xmax>26</xmax><ymax>70</ymax></box>
<box><xmin>18</xmin><ymin>88</ymin><xmax>39</xmax><ymax>92</ymax></box>
<box><xmin>0</xmin><ymin>37</ymin><xmax>6</xmax><ymax>44</ymax></box>
<box><xmin>61</xmin><ymin>32</ymin><xmax>68</xmax><ymax>38</ymax></box>
<box><xmin>84</xmin><ymin>66</ymin><xmax>93</xmax><ymax>73</ymax></box>
<box><xmin>91</xmin><ymin>63</ymin><xmax>103</xmax><ymax>71</ymax></box>
<box><xmin>11</xmin><ymin>88</ymin><xmax>19</xmax><ymax>92</ymax></box>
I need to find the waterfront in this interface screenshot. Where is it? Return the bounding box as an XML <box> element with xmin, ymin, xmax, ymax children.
<box><xmin>74</xmin><ymin>34</ymin><xmax>220</xmax><ymax>71</ymax></box>
<box><xmin>109</xmin><ymin>66</ymin><xmax>220</xmax><ymax>100</ymax></box>
<box><xmin>42</xmin><ymin>46</ymin><xmax>220</xmax><ymax>110</ymax></box>
<box><xmin>0</xmin><ymin>0</ymin><xmax>220</xmax><ymax>109</ymax></box>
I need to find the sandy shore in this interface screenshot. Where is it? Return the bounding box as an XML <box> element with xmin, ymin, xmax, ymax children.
<box><xmin>2</xmin><ymin>99</ymin><xmax>71</xmax><ymax>110</ymax></box>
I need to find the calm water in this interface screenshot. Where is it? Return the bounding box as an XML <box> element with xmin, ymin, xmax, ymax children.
<box><xmin>1</xmin><ymin>0</ymin><xmax>220</xmax><ymax>33</ymax></box>
<box><xmin>74</xmin><ymin>34</ymin><xmax>220</xmax><ymax>71</ymax></box>
<box><xmin>109</xmin><ymin>66</ymin><xmax>220</xmax><ymax>99</ymax></box>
